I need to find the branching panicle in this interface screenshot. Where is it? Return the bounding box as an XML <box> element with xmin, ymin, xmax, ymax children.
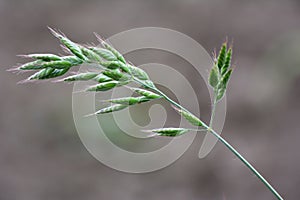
<box><xmin>10</xmin><ymin>28</ymin><xmax>283</xmax><ymax>200</ymax></box>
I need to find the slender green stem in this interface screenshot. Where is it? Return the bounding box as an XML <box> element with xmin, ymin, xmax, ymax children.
<box><xmin>209</xmin><ymin>90</ymin><xmax>217</xmax><ymax>129</ymax></box>
<box><xmin>133</xmin><ymin>78</ymin><xmax>283</xmax><ymax>200</ymax></box>
<box><xmin>206</xmin><ymin>127</ymin><xmax>283</xmax><ymax>200</ymax></box>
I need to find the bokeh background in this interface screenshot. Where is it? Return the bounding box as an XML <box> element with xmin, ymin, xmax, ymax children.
<box><xmin>1</xmin><ymin>0</ymin><xmax>300</xmax><ymax>199</ymax></box>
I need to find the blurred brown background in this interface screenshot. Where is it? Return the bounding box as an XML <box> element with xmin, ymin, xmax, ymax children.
<box><xmin>1</xmin><ymin>0</ymin><xmax>300</xmax><ymax>199</ymax></box>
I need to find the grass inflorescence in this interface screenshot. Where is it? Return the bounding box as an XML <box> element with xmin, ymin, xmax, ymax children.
<box><xmin>10</xmin><ymin>28</ymin><xmax>284</xmax><ymax>200</ymax></box>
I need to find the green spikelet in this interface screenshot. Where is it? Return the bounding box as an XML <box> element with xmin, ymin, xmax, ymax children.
<box><xmin>28</xmin><ymin>68</ymin><xmax>54</xmax><ymax>80</ymax></box>
<box><xmin>127</xmin><ymin>65</ymin><xmax>149</xmax><ymax>80</ymax></box>
<box><xmin>63</xmin><ymin>72</ymin><xmax>98</xmax><ymax>81</ymax></box>
<box><xmin>86</xmin><ymin>81</ymin><xmax>118</xmax><ymax>92</ymax></box>
<box><xmin>101</xmin><ymin>40</ymin><xmax>126</xmax><ymax>63</ymax></box>
<box><xmin>61</xmin><ymin>56</ymin><xmax>84</xmax><ymax>66</ymax></box>
<box><xmin>47</xmin><ymin>68</ymin><xmax>69</xmax><ymax>78</ymax></box>
<box><xmin>221</xmin><ymin>48</ymin><xmax>232</xmax><ymax>75</ymax></box>
<box><xmin>80</xmin><ymin>47</ymin><xmax>101</xmax><ymax>62</ymax></box>
<box><xmin>93</xmin><ymin>74</ymin><xmax>113</xmax><ymax>83</ymax></box>
<box><xmin>28</xmin><ymin>67</ymin><xmax>69</xmax><ymax>80</ymax></box>
<box><xmin>23</xmin><ymin>53</ymin><xmax>62</xmax><ymax>61</ymax></box>
<box><xmin>222</xmin><ymin>68</ymin><xmax>233</xmax><ymax>86</ymax></box>
<box><xmin>172</xmin><ymin>105</ymin><xmax>203</xmax><ymax>126</ymax></box>
<box><xmin>40</xmin><ymin>60</ymin><xmax>72</xmax><ymax>69</ymax></box>
<box><xmin>19</xmin><ymin>60</ymin><xmax>45</xmax><ymax>70</ymax></box>
<box><xmin>217</xmin><ymin>43</ymin><xmax>227</xmax><ymax>71</ymax></box>
<box><xmin>107</xmin><ymin>96</ymin><xmax>149</xmax><ymax>105</ymax></box>
<box><xmin>216</xmin><ymin>69</ymin><xmax>233</xmax><ymax>101</ymax></box>
<box><xmin>100</xmin><ymin>61</ymin><xmax>124</xmax><ymax>69</ymax></box>
<box><xmin>95</xmin><ymin>104</ymin><xmax>128</xmax><ymax>114</ymax></box>
<box><xmin>48</xmin><ymin>27</ymin><xmax>86</xmax><ymax>60</ymax></box>
<box><xmin>209</xmin><ymin>65</ymin><xmax>219</xmax><ymax>88</ymax></box>
<box><xmin>102</xmin><ymin>69</ymin><xmax>128</xmax><ymax>81</ymax></box>
<box><xmin>130</xmin><ymin>87</ymin><xmax>161</xmax><ymax>99</ymax></box>
<box><xmin>145</xmin><ymin>128</ymin><xmax>189</xmax><ymax>137</ymax></box>
<box><xmin>89</xmin><ymin>47</ymin><xmax>118</xmax><ymax>61</ymax></box>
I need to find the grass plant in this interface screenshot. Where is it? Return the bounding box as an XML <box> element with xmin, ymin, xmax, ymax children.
<box><xmin>11</xmin><ymin>28</ymin><xmax>283</xmax><ymax>199</ymax></box>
